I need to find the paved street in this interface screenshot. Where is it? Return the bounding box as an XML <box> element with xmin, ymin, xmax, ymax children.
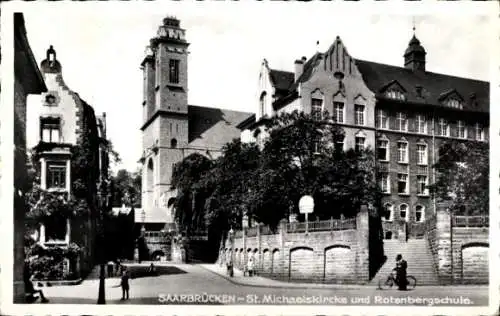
<box><xmin>40</xmin><ymin>263</ymin><xmax>488</xmax><ymax>306</ymax></box>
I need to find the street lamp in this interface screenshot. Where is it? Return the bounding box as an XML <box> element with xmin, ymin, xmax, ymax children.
<box><xmin>299</xmin><ymin>195</ymin><xmax>314</xmax><ymax>234</ymax></box>
<box><xmin>242</xmin><ymin>214</ymin><xmax>248</xmax><ymax>272</ymax></box>
<box><xmin>97</xmin><ymin>190</ymin><xmax>106</xmax><ymax>304</ymax></box>
<box><xmin>229</xmin><ymin>228</ymin><xmax>234</xmax><ymax>277</ymax></box>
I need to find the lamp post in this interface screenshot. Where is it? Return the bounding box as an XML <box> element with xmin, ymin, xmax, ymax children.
<box><xmin>242</xmin><ymin>213</ymin><xmax>248</xmax><ymax>271</ymax></box>
<box><xmin>299</xmin><ymin>195</ymin><xmax>314</xmax><ymax>234</ymax></box>
<box><xmin>229</xmin><ymin>228</ymin><xmax>234</xmax><ymax>276</ymax></box>
<box><xmin>97</xmin><ymin>190</ymin><xmax>106</xmax><ymax>304</ymax></box>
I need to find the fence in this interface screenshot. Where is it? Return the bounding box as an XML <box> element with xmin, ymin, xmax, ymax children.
<box><xmin>452</xmin><ymin>215</ymin><xmax>489</xmax><ymax>228</ymax></box>
<box><xmin>286</xmin><ymin>217</ymin><xmax>356</xmax><ymax>233</ymax></box>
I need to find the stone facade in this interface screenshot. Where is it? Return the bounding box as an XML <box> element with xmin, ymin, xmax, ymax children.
<box><xmin>221</xmin><ymin>206</ymin><xmax>370</xmax><ymax>283</ymax></box>
<box><xmin>13</xmin><ymin>13</ymin><xmax>48</xmax><ymax>303</ymax></box>
<box><xmin>138</xmin><ymin>17</ymin><xmax>252</xmax><ymax>234</ymax></box>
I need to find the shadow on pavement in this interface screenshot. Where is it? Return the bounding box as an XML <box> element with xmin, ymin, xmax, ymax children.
<box><xmin>85</xmin><ymin>266</ymin><xmax>187</xmax><ymax>281</ymax></box>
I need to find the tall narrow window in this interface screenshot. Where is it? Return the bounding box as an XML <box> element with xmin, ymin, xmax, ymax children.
<box><xmin>169</xmin><ymin>59</ymin><xmax>180</xmax><ymax>84</ymax></box>
<box><xmin>379</xmin><ymin>172</ymin><xmax>390</xmax><ymax>193</ymax></box>
<box><xmin>46</xmin><ymin>161</ymin><xmax>67</xmax><ymax>189</ymax></box>
<box><xmin>396</xmin><ymin>112</ymin><xmax>407</xmax><ymax>131</ymax></box>
<box><xmin>416</xmin><ymin>143</ymin><xmax>428</xmax><ymax>165</ymax></box>
<box><xmin>399</xmin><ymin>204</ymin><xmax>409</xmax><ymax>221</ymax></box>
<box><xmin>333</xmin><ymin>102</ymin><xmax>344</xmax><ymax>123</ymax></box>
<box><xmin>397</xmin><ymin>141</ymin><xmax>408</xmax><ymax>163</ymax></box>
<box><xmin>383</xmin><ymin>203</ymin><xmax>394</xmax><ymax>221</ymax></box>
<box><xmin>457</xmin><ymin>120</ymin><xmax>467</xmax><ymax>139</ymax></box>
<box><xmin>438</xmin><ymin>118</ymin><xmax>449</xmax><ymax>137</ymax></box>
<box><xmin>417</xmin><ymin>175</ymin><xmax>428</xmax><ymax>195</ymax></box>
<box><xmin>397</xmin><ymin>174</ymin><xmax>408</xmax><ymax>194</ymax></box>
<box><xmin>377</xmin><ymin>109</ymin><xmax>388</xmax><ymax>129</ymax></box>
<box><xmin>416</xmin><ymin>115</ymin><xmax>427</xmax><ymax>134</ymax></box>
<box><xmin>334</xmin><ymin>135</ymin><xmax>344</xmax><ymax>152</ymax></box>
<box><xmin>311</xmin><ymin>98</ymin><xmax>323</xmax><ymax>120</ymax></box>
<box><xmin>415</xmin><ymin>205</ymin><xmax>425</xmax><ymax>222</ymax></box>
<box><xmin>40</xmin><ymin>117</ymin><xmax>61</xmax><ymax>143</ymax></box>
<box><xmin>355</xmin><ymin>136</ymin><xmax>365</xmax><ymax>153</ymax></box>
<box><xmin>260</xmin><ymin>93</ymin><xmax>267</xmax><ymax>117</ymax></box>
<box><xmin>475</xmin><ymin>123</ymin><xmax>485</xmax><ymax>141</ymax></box>
<box><xmin>377</xmin><ymin>139</ymin><xmax>389</xmax><ymax>161</ymax></box>
<box><xmin>354</xmin><ymin>104</ymin><xmax>365</xmax><ymax>126</ymax></box>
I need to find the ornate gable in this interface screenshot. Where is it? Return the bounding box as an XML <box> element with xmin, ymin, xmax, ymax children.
<box><xmin>438</xmin><ymin>89</ymin><xmax>464</xmax><ymax>109</ymax></box>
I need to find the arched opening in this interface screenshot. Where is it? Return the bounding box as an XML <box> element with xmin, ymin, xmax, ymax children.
<box><xmin>259</xmin><ymin>92</ymin><xmax>267</xmax><ymax>117</ymax></box>
<box><xmin>415</xmin><ymin>205</ymin><xmax>425</xmax><ymax>222</ymax></box>
<box><xmin>171</xmin><ymin>138</ymin><xmax>178</xmax><ymax>148</ymax></box>
<box><xmin>399</xmin><ymin>204</ymin><xmax>408</xmax><ymax>221</ymax></box>
<box><xmin>147</xmin><ymin>158</ymin><xmax>154</xmax><ymax>192</ymax></box>
<box><xmin>383</xmin><ymin>203</ymin><xmax>393</xmax><ymax>221</ymax></box>
<box><xmin>151</xmin><ymin>250</ymin><xmax>165</xmax><ymax>261</ymax></box>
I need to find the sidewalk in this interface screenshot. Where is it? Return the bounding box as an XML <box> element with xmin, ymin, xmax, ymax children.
<box><xmin>200</xmin><ymin>264</ymin><xmax>364</xmax><ymax>290</ymax></box>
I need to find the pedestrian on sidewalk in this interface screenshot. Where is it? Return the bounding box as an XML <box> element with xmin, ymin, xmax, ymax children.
<box><xmin>24</xmin><ymin>270</ymin><xmax>49</xmax><ymax>303</ymax></box>
<box><xmin>120</xmin><ymin>269</ymin><xmax>130</xmax><ymax>300</ymax></box>
<box><xmin>107</xmin><ymin>260</ymin><xmax>114</xmax><ymax>277</ymax></box>
<box><xmin>225</xmin><ymin>250</ymin><xmax>233</xmax><ymax>277</ymax></box>
<box><xmin>247</xmin><ymin>257</ymin><xmax>254</xmax><ymax>277</ymax></box>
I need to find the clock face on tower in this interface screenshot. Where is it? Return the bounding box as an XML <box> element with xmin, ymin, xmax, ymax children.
<box><xmin>45</xmin><ymin>94</ymin><xmax>57</xmax><ymax>106</ymax></box>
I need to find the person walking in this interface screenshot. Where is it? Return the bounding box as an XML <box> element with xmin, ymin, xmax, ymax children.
<box><xmin>247</xmin><ymin>257</ymin><xmax>254</xmax><ymax>277</ymax></box>
<box><xmin>120</xmin><ymin>269</ymin><xmax>130</xmax><ymax>300</ymax></box>
<box><xmin>225</xmin><ymin>250</ymin><xmax>233</xmax><ymax>277</ymax></box>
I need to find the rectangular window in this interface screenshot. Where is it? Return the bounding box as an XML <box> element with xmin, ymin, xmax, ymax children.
<box><xmin>333</xmin><ymin>102</ymin><xmax>344</xmax><ymax>123</ymax></box>
<box><xmin>417</xmin><ymin>175</ymin><xmax>428</xmax><ymax>195</ymax></box>
<box><xmin>311</xmin><ymin>98</ymin><xmax>323</xmax><ymax>120</ymax></box>
<box><xmin>416</xmin><ymin>115</ymin><xmax>427</xmax><ymax>134</ymax></box>
<box><xmin>334</xmin><ymin>135</ymin><xmax>344</xmax><ymax>152</ymax></box>
<box><xmin>354</xmin><ymin>104</ymin><xmax>365</xmax><ymax>126</ymax></box>
<box><xmin>397</xmin><ymin>142</ymin><xmax>408</xmax><ymax>163</ymax></box>
<box><xmin>416</xmin><ymin>144</ymin><xmax>428</xmax><ymax>165</ymax></box>
<box><xmin>40</xmin><ymin>117</ymin><xmax>61</xmax><ymax>143</ymax></box>
<box><xmin>397</xmin><ymin>173</ymin><xmax>408</xmax><ymax>194</ymax></box>
<box><xmin>377</xmin><ymin>109</ymin><xmax>388</xmax><ymax>129</ymax></box>
<box><xmin>47</xmin><ymin>161</ymin><xmax>66</xmax><ymax>189</ymax></box>
<box><xmin>396</xmin><ymin>112</ymin><xmax>407</xmax><ymax>131</ymax></box>
<box><xmin>377</xmin><ymin>139</ymin><xmax>389</xmax><ymax>161</ymax></box>
<box><xmin>379</xmin><ymin>172</ymin><xmax>390</xmax><ymax>193</ymax></box>
<box><xmin>457</xmin><ymin>120</ymin><xmax>467</xmax><ymax>139</ymax></box>
<box><xmin>355</xmin><ymin>136</ymin><xmax>365</xmax><ymax>153</ymax></box>
<box><xmin>169</xmin><ymin>59</ymin><xmax>180</xmax><ymax>84</ymax></box>
<box><xmin>475</xmin><ymin>123</ymin><xmax>485</xmax><ymax>141</ymax></box>
<box><xmin>438</xmin><ymin>118</ymin><xmax>449</xmax><ymax>137</ymax></box>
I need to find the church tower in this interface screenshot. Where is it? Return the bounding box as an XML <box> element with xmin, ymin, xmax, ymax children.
<box><xmin>140</xmin><ymin>17</ymin><xmax>190</xmax><ymax>226</ymax></box>
<box><xmin>404</xmin><ymin>32</ymin><xmax>426</xmax><ymax>72</ymax></box>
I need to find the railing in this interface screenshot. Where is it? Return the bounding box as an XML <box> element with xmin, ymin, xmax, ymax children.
<box><xmin>286</xmin><ymin>218</ymin><xmax>356</xmax><ymax>233</ymax></box>
<box><xmin>452</xmin><ymin>215</ymin><xmax>489</xmax><ymax>228</ymax></box>
<box><xmin>246</xmin><ymin>227</ymin><xmax>258</xmax><ymax>237</ymax></box>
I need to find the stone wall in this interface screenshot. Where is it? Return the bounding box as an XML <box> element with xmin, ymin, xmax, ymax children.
<box><xmin>220</xmin><ymin>206</ymin><xmax>370</xmax><ymax>284</ymax></box>
<box><xmin>426</xmin><ymin>203</ymin><xmax>489</xmax><ymax>284</ymax></box>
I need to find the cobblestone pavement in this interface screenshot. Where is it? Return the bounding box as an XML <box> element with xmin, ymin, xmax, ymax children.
<box><xmin>41</xmin><ymin>263</ymin><xmax>488</xmax><ymax>306</ymax></box>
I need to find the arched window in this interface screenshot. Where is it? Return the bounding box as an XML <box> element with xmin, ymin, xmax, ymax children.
<box><xmin>399</xmin><ymin>204</ymin><xmax>409</xmax><ymax>221</ymax></box>
<box><xmin>355</xmin><ymin>130</ymin><xmax>366</xmax><ymax>153</ymax></box>
<box><xmin>147</xmin><ymin>158</ymin><xmax>154</xmax><ymax>192</ymax></box>
<box><xmin>260</xmin><ymin>92</ymin><xmax>267</xmax><ymax>117</ymax></box>
<box><xmin>415</xmin><ymin>205</ymin><xmax>425</xmax><ymax>222</ymax></box>
<box><xmin>383</xmin><ymin>203</ymin><xmax>394</xmax><ymax>221</ymax></box>
<box><xmin>171</xmin><ymin>138</ymin><xmax>178</xmax><ymax>148</ymax></box>
<box><xmin>377</xmin><ymin>135</ymin><xmax>389</xmax><ymax>161</ymax></box>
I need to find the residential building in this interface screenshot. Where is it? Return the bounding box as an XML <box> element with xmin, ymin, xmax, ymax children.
<box><xmin>238</xmin><ymin>33</ymin><xmax>489</xmax><ymax>238</ymax></box>
<box><xmin>13</xmin><ymin>13</ymin><xmax>48</xmax><ymax>303</ymax></box>
<box><xmin>26</xmin><ymin>45</ymin><xmax>109</xmax><ymax>277</ymax></box>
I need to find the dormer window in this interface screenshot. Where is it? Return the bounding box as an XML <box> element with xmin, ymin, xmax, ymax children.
<box><xmin>385</xmin><ymin>89</ymin><xmax>405</xmax><ymax>101</ymax></box>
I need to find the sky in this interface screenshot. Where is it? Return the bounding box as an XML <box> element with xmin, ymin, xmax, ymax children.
<box><xmin>9</xmin><ymin>2</ymin><xmax>495</xmax><ymax>173</ymax></box>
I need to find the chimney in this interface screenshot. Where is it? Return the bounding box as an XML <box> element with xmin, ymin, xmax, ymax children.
<box><xmin>294</xmin><ymin>56</ymin><xmax>306</xmax><ymax>81</ymax></box>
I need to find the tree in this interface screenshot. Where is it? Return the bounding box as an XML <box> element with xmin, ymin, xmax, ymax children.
<box><xmin>110</xmin><ymin>169</ymin><xmax>142</xmax><ymax>207</ymax></box>
<box><xmin>429</xmin><ymin>140</ymin><xmax>488</xmax><ymax>215</ymax></box>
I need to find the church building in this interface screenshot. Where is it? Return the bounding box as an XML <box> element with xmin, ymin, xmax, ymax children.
<box><xmin>138</xmin><ymin>17</ymin><xmax>252</xmax><ymax>234</ymax></box>
<box><xmin>238</xmin><ymin>31</ymin><xmax>489</xmax><ymax>239</ymax></box>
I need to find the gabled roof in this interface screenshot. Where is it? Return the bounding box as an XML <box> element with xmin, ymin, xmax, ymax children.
<box><xmin>188</xmin><ymin>105</ymin><xmax>253</xmax><ymax>148</ymax></box>
<box><xmin>355</xmin><ymin>60</ymin><xmax>489</xmax><ymax>112</ymax></box>
<box><xmin>269</xmin><ymin>69</ymin><xmax>295</xmax><ymax>93</ymax></box>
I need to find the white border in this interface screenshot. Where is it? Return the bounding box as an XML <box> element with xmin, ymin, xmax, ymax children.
<box><xmin>1</xmin><ymin>1</ymin><xmax>498</xmax><ymax>315</ymax></box>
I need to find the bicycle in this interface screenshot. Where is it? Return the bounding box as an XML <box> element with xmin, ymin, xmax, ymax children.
<box><xmin>378</xmin><ymin>271</ymin><xmax>416</xmax><ymax>290</ymax></box>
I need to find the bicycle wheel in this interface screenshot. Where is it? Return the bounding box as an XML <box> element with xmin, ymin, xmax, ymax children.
<box><xmin>378</xmin><ymin>277</ymin><xmax>393</xmax><ymax>290</ymax></box>
<box><xmin>406</xmin><ymin>276</ymin><xmax>417</xmax><ymax>289</ymax></box>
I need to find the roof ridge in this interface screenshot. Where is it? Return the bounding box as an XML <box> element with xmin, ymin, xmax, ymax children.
<box><xmin>188</xmin><ymin>104</ymin><xmax>252</xmax><ymax>115</ymax></box>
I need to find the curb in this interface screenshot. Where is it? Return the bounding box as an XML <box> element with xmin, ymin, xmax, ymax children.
<box><xmin>199</xmin><ymin>265</ymin><xmax>365</xmax><ymax>290</ymax></box>
<box><xmin>34</xmin><ymin>278</ymin><xmax>83</xmax><ymax>287</ymax></box>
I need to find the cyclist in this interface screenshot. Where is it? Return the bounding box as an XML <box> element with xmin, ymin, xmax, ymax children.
<box><xmin>393</xmin><ymin>254</ymin><xmax>408</xmax><ymax>290</ymax></box>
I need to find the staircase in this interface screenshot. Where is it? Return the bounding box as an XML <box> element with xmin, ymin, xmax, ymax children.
<box><xmin>371</xmin><ymin>239</ymin><xmax>439</xmax><ymax>285</ymax></box>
